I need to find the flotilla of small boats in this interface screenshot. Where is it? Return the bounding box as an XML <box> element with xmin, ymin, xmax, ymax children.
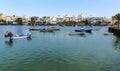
<box><xmin>29</xmin><ymin>26</ymin><xmax>60</xmax><ymax>32</ymax></box>
<box><xmin>4</xmin><ymin>26</ymin><xmax>113</xmax><ymax>43</ymax></box>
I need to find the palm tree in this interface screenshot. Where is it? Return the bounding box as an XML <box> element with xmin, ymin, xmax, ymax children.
<box><xmin>113</xmin><ymin>13</ymin><xmax>120</xmax><ymax>28</ymax></box>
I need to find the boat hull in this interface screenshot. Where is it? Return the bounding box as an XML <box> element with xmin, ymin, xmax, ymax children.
<box><xmin>68</xmin><ymin>32</ymin><xmax>85</xmax><ymax>35</ymax></box>
<box><xmin>40</xmin><ymin>29</ymin><xmax>54</xmax><ymax>32</ymax></box>
<box><xmin>12</xmin><ymin>36</ymin><xmax>30</xmax><ymax>40</ymax></box>
<box><xmin>49</xmin><ymin>26</ymin><xmax>60</xmax><ymax>31</ymax></box>
<box><xmin>29</xmin><ymin>28</ymin><xmax>40</xmax><ymax>31</ymax></box>
<box><xmin>75</xmin><ymin>28</ymin><xmax>92</xmax><ymax>33</ymax></box>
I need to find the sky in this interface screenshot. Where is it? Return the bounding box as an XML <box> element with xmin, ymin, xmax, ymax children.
<box><xmin>0</xmin><ymin>0</ymin><xmax>120</xmax><ymax>17</ymax></box>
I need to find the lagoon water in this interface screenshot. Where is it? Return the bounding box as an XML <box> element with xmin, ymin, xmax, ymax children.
<box><xmin>0</xmin><ymin>25</ymin><xmax>120</xmax><ymax>71</ymax></box>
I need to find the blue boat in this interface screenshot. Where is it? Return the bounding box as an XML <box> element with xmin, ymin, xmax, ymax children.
<box><xmin>75</xmin><ymin>28</ymin><xmax>84</xmax><ymax>32</ymax></box>
<box><xmin>40</xmin><ymin>28</ymin><xmax>54</xmax><ymax>32</ymax></box>
<box><xmin>84</xmin><ymin>28</ymin><xmax>92</xmax><ymax>32</ymax></box>
<box><xmin>75</xmin><ymin>27</ymin><xmax>92</xmax><ymax>33</ymax></box>
<box><xmin>12</xmin><ymin>33</ymin><xmax>31</xmax><ymax>40</ymax></box>
<box><xmin>5</xmin><ymin>32</ymin><xmax>31</xmax><ymax>40</ymax></box>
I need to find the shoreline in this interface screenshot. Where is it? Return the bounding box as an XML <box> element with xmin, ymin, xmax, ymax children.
<box><xmin>0</xmin><ymin>23</ymin><xmax>110</xmax><ymax>26</ymax></box>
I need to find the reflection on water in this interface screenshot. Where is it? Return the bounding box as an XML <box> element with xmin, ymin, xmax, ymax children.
<box><xmin>5</xmin><ymin>40</ymin><xmax>13</xmax><ymax>46</ymax></box>
<box><xmin>113</xmin><ymin>36</ymin><xmax>120</xmax><ymax>50</ymax></box>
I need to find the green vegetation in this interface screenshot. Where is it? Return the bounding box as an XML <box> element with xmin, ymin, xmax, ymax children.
<box><xmin>15</xmin><ymin>18</ymin><xmax>23</xmax><ymax>25</ymax></box>
<box><xmin>0</xmin><ymin>19</ymin><xmax>6</xmax><ymax>24</ymax></box>
<box><xmin>112</xmin><ymin>13</ymin><xmax>120</xmax><ymax>28</ymax></box>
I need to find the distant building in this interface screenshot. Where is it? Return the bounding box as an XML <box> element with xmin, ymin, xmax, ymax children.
<box><xmin>0</xmin><ymin>13</ymin><xmax>5</xmax><ymax>20</ymax></box>
<box><xmin>50</xmin><ymin>17</ymin><xmax>57</xmax><ymax>24</ymax></box>
<box><xmin>42</xmin><ymin>16</ymin><xmax>51</xmax><ymax>24</ymax></box>
<box><xmin>77</xmin><ymin>13</ymin><xmax>84</xmax><ymax>22</ymax></box>
<box><xmin>86</xmin><ymin>17</ymin><xmax>104</xmax><ymax>25</ymax></box>
<box><xmin>5</xmin><ymin>16</ymin><xmax>13</xmax><ymax>24</ymax></box>
<box><xmin>63</xmin><ymin>14</ymin><xmax>76</xmax><ymax>22</ymax></box>
<box><xmin>103</xmin><ymin>16</ymin><xmax>112</xmax><ymax>22</ymax></box>
<box><xmin>22</xmin><ymin>15</ymin><xmax>29</xmax><ymax>25</ymax></box>
<box><xmin>56</xmin><ymin>15</ymin><xmax>64</xmax><ymax>23</ymax></box>
<box><xmin>30</xmin><ymin>16</ymin><xmax>40</xmax><ymax>25</ymax></box>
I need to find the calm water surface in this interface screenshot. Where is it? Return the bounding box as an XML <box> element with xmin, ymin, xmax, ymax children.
<box><xmin>0</xmin><ymin>25</ymin><xmax>120</xmax><ymax>71</ymax></box>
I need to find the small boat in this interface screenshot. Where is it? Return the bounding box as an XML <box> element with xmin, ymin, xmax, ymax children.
<box><xmin>93</xmin><ymin>28</ymin><xmax>100</xmax><ymax>31</ymax></box>
<box><xmin>75</xmin><ymin>28</ymin><xmax>85</xmax><ymax>32</ymax></box>
<box><xmin>12</xmin><ymin>33</ymin><xmax>31</xmax><ymax>40</ymax></box>
<box><xmin>104</xmin><ymin>33</ymin><xmax>113</xmax><ymax>35</ymax></box>
<box><xmin>92</xmin><ymin>27</ymin><xmax>100</xmax><ymax>31</ymax></box>
<box><xmin>75</xmin><ymin>27</ymin><xmax>92</xmax><ymax>33</ymax></box>
<box><xmin>29</xmin><ymin>28</ymin><xmax>40</xmax><ymax>31</ymax></box>
<box><xmin>48</xmin><ymin>26</ymin><xmax>60</xmax><ymax>31</ymax></box>
<box><xmin>68</xmin><ymin>32</ymin><xmax>85</xmax><ymax>35</ymax></box>
<box><xmin>40</xmin><ymin>28</ymin><xmax>54</xmax><ymax>32</ymax></box>
<box><xmin>84</xmin><ymin>28</ymin><xmax>92</xmax><ymax>32</ymax></box>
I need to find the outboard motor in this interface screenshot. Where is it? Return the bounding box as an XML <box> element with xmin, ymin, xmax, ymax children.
<box><xmin>5</xmin><ymin>32</ymin><xmax>13</xmax><ymax>38</ymax></box>
<box><xmin>4</xmin><ymin>32</ymin><xmax>13</xmax><ymax>43</ymax></box>
<box><xmin>27</xmin><ymin>33</ymin><xmax>31</xmax><ymax>39</ymax></box>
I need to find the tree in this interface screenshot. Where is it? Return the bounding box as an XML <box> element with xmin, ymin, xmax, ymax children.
<box><xmin>15</xmin><ymin>18</ymin><xmax>23</xmax><ymax>25</ymax></box>
<box><xmin>42</xmin><ymin>16</ymin><xmax>47</xmax><ymax>25</ymax></box>
<box><xmin>0</xmin><ymin>19</ymin><xmax>6</xmax><ymax>24</ymax></box>
<box><xmin>113</xmin><ymin>13</ymin><xmax>120</xmax><ymax>28</ymax></box>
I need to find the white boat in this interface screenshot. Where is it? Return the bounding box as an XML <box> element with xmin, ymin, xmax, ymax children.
<box><xmin>29</xmin><ymin>27</ymin><xmax>40</xmax><ymax>31</ymax></box>
<box><xmin>104</xmin><ymin>33</ymin><xmax>113</xmax><ymax>35</ymax></box>
<box><xmin>40</xmin><ymin>28</ymin><xmax>54</xmax><ymax>32</ymax></box>
<box><xmin>12</xmin><ymin>33</ymin><xmax>31</xmax><ymax>40</ymax></box>
<box><xmin>48</xmin><ymin>26</ymin><xmax>60</xmax><ymax>31</ymax></box>
<box><xmin>93</xmin><ymin>28</ymin><xmax>100</xmax><ymax>31</ymax></box>
<box><xmin>68</xmin><ymin>32</ymin><xmax>85</xmax><ymax>35</ymax></box>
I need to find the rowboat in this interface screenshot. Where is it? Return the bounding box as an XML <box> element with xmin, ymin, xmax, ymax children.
<box><xmin>68</xmin><ymin>32</ymin><xmax>85</xmax><ymax>35</ymax></box>
<box><xmin>29</xmin><ymin>28</ymin><xmax>40</xmax><ymax>31</ymax></box>
<box><xmin>40</xmin><ymin>28</ymin><xmax>54</xmax><ymax>32</ymax></box>
<box><xmin>48</xmin><ymin>26</ymin><xmax>60</xmax><ymax>31</ymax></box>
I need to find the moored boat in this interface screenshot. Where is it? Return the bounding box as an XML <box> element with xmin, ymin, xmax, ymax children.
<box><xmin>48</xmin><ymin>26</ymin><xmax>60</xmax><ymax>31</ymax></box>
<box><xmin>29</xmin><ymin>28</ymin><xmax>40</xmax><ymax>31</ymax></box>
<box><xmin>40</xmin><ymin>28</ymin><xmax>54</xmax><ymax>32</ymax></box>
<box><xmin>12</xmin><ymin>33</ymin><xmax>31</xmax><ymax>40</ymax></box>
<box><xmin>75</xmin><ymin>28</ymin><xmax>84</xmax><ymax>32</ymax></box>
<box><xmin>104</xmin><ymin>32</ymin><xmax>113</xmax><ymax>35</ymax></box>
<box><xmin>5</xmin><ymin>32</ymin><xmax>31</xmax><ymax>40</ymax></box>
<box><xmin>92</xmin><ymin>27</ymin><xmax>100</xmax><ymax>31</ymax></box>
<box><xmin>68</xmin><ymin>32</ymin><xmax>85</xmax><ymax>35</ymax></box>
<box><xmin>84</xmin><ymin>28</ymin><xmax>92</xmax><ymax>32</ymax></box>
<box><xmin>75</xmin><ymin>27</ymin><xmax>92</xmax><ymax>33</ymax></box>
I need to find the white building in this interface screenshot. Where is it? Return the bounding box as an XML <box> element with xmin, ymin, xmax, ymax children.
<box><xmin>63</xmin><ymin>14</ymin><xmax>76</xmax><ymax>22</ymax></box>
<box><xmin>77</xmin><ymin>13</ymin><xmax>84</xmax><ymax>22</ymax></box>
<box><xmin>56</xmin><ymin>15</ymin><xmax>64</xmax><ymax>23</ymax></box>
<box><xmin>50</xmin><ymin>17</ymin><xmax>57</xmax><ymax>24</ymax></box>
<box><xmin>22</xmin><ymin>15</ymin><xmax>29</xmax><ymax>24</ymax></box>
<box><xmin>86</xmin><ymin>17</ymin><xmax>104</xmax><ymax>24</ymax></box>
<box><xmin>103</xmin><ymin>16</ymin><xmax>112</xmax><ymax>22</ymax></box>
<box><xmin>0</xmin><ymin>13</ymin><xmax>6</xmax><ymax>20</ymax></box>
